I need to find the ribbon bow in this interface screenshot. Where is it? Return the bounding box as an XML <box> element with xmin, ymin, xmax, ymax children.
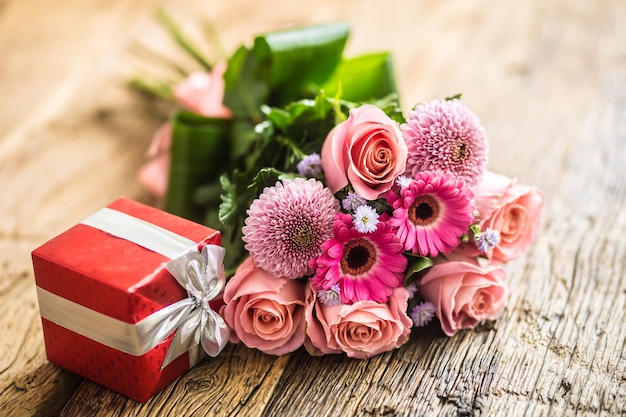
<box><xmin>161</xmin><ymin>244</ymin><xmax>230</xmax><ymax>369</ymax></box>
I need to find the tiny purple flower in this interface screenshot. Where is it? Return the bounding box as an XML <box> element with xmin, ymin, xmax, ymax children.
<box><xmin>410</xmin><ymin>301</ymin><xmax>436</xmax><ymax>327</ymax></box>
<box><xmin>341</xmin><ymin>192</ymin><xmax>366</xmax><ymax>212</ymax></box>
<box><xmin>297</xmin><ymin>153</ymin><xmax>322</xmax><ymax>177</ymax></box>
<box><xmin>406</xmin><ymin>283</ymin><xmax>418</xmax><ymax>298</ymax></box>
<box><xmin>475</xmin><ymin>228</ymin><xmax>500</xmax><ymax>253</ymax></box>
<box><xmin>317</xmin><ymin>284</ymin><xmax>341</xmax><ymax>306</ymax></box>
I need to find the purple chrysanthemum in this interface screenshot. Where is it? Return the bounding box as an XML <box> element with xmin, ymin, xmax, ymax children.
<box><xmin>405</xmin><ymin>283</ymin><xmax>418</xmax><ymax>298</ymax></box>
<box><xmin>475</xmin><ymin>227</ymin><xmax>500</xmax><ymax>253</ymax></box>
<box><xmin>341</xmin><ymin>192</ymin><xmax>366</xmax><ymax>212</ymax></box>
<box><xmin>297</xmin><ymin>153</ymin><xmax>322</xmax><ymax>177</ymax></box>
<box><xmin>310</xmin><ymin>213</ymin><xmax>407</xmax><ymax>304</ymax></box>
<box><xmin>388</xmin><ymin>171</ymin><xmax>475</xmax><ymax>257</ymax></box>
<box><xmin>402</xmin><ymin>99</ymin><xmax>488</xmax><ymax>186</ymax></box>
<box><xmin>317</xmin><ymin>284</ymin><xmax>341</xmax><ymax>306</ymax></box>
<box><xmin>410</xmin><ymin>301</ymin><xmax>436</xmax><ymax>327</ymax></box>
<box><xmin>243</xmin><ymin>178</ymin><xmax>340</xmax><ymax>279</ymax></box>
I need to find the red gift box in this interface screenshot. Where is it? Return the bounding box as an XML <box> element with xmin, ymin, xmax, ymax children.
<box><xmin>32</xmin><ymin>197</ymin><xmax>224</xmax><ymax>402</ymax></box>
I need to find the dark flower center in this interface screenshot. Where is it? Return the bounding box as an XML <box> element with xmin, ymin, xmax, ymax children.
<box><xmin>454</xmin><ymin>142</ymin><xmax>470</xmax><ymax>163</ymax></box>
<box><xmin>409</xmin><ymin>194</ymin><xmax>440</xmax><ymax>226</ymax></box>
<box><xmin>290</xmin><ymin>224</ymin><xmax>315</xmax><ymax>249</ymax></box>
<box><xmin>340</xmin><ymin>238</ymin><xmax>376</xmax><ymax>276</ymax></box>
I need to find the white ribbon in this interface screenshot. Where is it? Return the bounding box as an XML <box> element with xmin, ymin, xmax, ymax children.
<box><xmin>162</xmin><ymin>245</ymin><xmax>230</xmax><ymax>368</ymax></box>
<box><xmin>81</xmin><ymin>207</ymin><xmax>196</xmax><ymax>260</ymax></box>
<box><xmin>37</xmin><ymin>206</ymin><xmax>230</xmax><ymax>370</ymax></box>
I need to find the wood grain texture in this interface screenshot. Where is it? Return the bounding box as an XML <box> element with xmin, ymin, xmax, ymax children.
<box><xmin>1</xmin><ymin>0</ymin><xmax>624</xmax><ymax>416</ymax></box>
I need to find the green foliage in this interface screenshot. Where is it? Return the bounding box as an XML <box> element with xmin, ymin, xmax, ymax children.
<box><xmin>404</xmin><ymin>255</ymin><xmax>434</xmax><ymax>286</ymax></box>
<box><xmin>158</xmin><ymin>22</ymin><xmax>405</xmax><ymax>270</ymax></box>
<box><xmin>222</xmin><ymin>46</ymin><xmax>267</xmax><ymax>121</ymax></box>
<box><xmin>165</xmin><ymin>111</ymin><xmax>231</xmax><ymax>221</ymax></box>
<box><xmin>253</xmin><ymin>23</ymin><xmax>349</xmax><ymax>103</ymax></box>
<box><xmin>322</xmin><ymin>52</ymin><xmax>398</xmax><ymax>102</ymax></box>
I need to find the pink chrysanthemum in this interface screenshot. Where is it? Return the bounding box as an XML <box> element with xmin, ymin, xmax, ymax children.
<box><xmin>388</xmin><ymin>171</ymin><xmax>475</xmax><ymax>257</ymax></box>
<box><xmin>402</xmin><ymin>99</ymin><xmax>488</xmax><ymax>186</ymax></box>
<box><xmin>310</xmin><ymin>213</ymin><xmax>407</xmax><ymax>304</ymax></box>
<box><xmin>243</xmin><ymin>178</ymin><xmax>340</xmax><ymax>279</ymax></box>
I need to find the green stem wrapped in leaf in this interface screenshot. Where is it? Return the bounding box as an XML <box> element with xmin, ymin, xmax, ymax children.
<box><xmin>165</xmin><ymin>111</ymin><xmax>232</xmax><ymax>221</ymax></box>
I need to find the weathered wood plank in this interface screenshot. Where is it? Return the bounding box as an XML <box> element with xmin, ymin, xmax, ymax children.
<box><xmin>58</xmin><ymin>345</ymin><xmax>290</xmax><ymax>417</ymax></box>
<box><xmin>1</xmin><ymin>0</ymin><xmax>625</xmax><ymax>416</ymax></box>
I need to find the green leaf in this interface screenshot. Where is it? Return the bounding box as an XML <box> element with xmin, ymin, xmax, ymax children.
<box><xmin>194</xmin><ymin>181</ymin><xmax>223</xmax><ymax>206</ymax></box>
<box><xmin>261</xmin><ymin>104</ymin><xmax>293</xmax><ymax>130</ymax></box>
<box><xmin>253</xmin><ymin>23</ymin><xmax>350</xmax><ymax>103</ymax></box>
<box><xmin>262</xmin><ymin>97</ymin><xmax>326</xmax><ymax>130</ymax></box>
<box><xmin>217</xmin><ymin>169</ymin><xmax>261</xmax><ymax>269</ymax></box>
<box><xmin>224</xmin><ymin>24</ymin><xmax>350</xmax><ymax>121</ymax></box>
<box><xmin>204</xmin><ymin>205</ymin><xmax>244</xmax><ymax>273</ymax></box>
<box><xmin>165</xmin><ymin>111</ymin><xmax>232</xmax><ymax>220</ymax></box>
<box><xmin>229</xmin><ymin>118</ymin><xmax>261</xmax><ymax>166</ymax></box>
<box><xmin>445</xmin><ymin>93</ymin><xmax>462</xmax><ymax>101</ymax></box>
<box><xmin>369</xmin><ymin>93</ymin><xmax>405</xmax><ymax>123</ymax></box>
<box><xmin>322</xmin><ymin>52</ymin><xmax>399</xmax><ymax>102</ymax></box>
<box><xmin>332</xmin><ymin>88</ymin><xmax>347</xmax><ymax>124</ymax></box>
<box><xmin>262</xmin><ymin>93</ymin><xmax>339</xmax><ymax>151</ymax></box>
<box><xmin>217</xmin><ymin>173</ymin><xmax>241</xmax><ymax>227</ymax></box>
<box><xmin>250</xmin><ymin>168</ymin><xmax>299</xmax><ymax>191</ymax></box>
<box><xmin>404</xmin><ymin>255</ymin><xmax>434</xmax><ymax>286</ymax></box>
<box><xmin>223</xmin><ymin>46</ymin><xmax>268</xmax><ymax>120</ymax></box>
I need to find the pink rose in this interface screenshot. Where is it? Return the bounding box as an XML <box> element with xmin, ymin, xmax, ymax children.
<box><xmin>138</xmin><ymin>62</ymin><xmax>232</xmax><ymax>198</ymax></box>
<box><xmin>221</xmin><ymin>257</ymin><xmax>307</xmax><ymax>355</ymax></box>
<box><xmin>321</xmin><ymin>104</ymin><xmax>408</xmax><ymax>200</ymax></box>
<box><xmin>474</xmin><ymin>171</ymin><xmax>543</xmax><ymax>263</ymax></box>
<box><xmin>173</xmin><ymin>62</ymin><xmax>232</xmax><ymax>118</ymax></box>
<box><xmin>305</xmin><ymin>286</ymin><xmax>412</xmax><ymax>359</ymax></box>
<box><xmin>137</xmin><ymin>123</ymin><xmax>172</xmax><ymax>197</ymax></box>
<box><xmin>419</xmin><ymin>256</ymin><xmax>509</xmax><ymax>336</ymax></box>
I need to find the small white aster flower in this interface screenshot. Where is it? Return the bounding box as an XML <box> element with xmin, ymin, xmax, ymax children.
<box><xmin>396</xmin><ymin>175</ymin><xmax>413</xmax><ymax>189</ymax></box>
<box><xmin>353</xmin><ymin>205</ymin><xmax>379</xmax><ymax>233</ymax></box>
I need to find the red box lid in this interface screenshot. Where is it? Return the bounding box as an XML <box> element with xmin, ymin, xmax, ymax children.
<box><xmin>32</xmin><ymin>197</ymin><xmax>221</xmax><ymax>323</ymax></box>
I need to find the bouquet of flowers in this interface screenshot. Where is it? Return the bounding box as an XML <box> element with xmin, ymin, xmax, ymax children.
<box><xmin>134</xmin><ymin>16</ymin><xmax>543</xmax><ymax>359</ymax></box>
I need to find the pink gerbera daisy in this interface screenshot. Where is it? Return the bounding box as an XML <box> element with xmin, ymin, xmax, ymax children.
<box><xmin>388</xmin><ymin>171</ymin><xmax>475</xmax><ymax>257</ymax></box>
<box><xmin>243</xmin><ymin>178</ymin><xmax>340</xmax><ymax>279</ymax></box>
<box><xmin>402</xmin><ymin>99</ymin><xmax>488</xmax><ymax>186</ymax></box>
<box><xmin>310</xmin><ymin>213</ymin><xmax>407</xmax><ymax>304</ymax></box>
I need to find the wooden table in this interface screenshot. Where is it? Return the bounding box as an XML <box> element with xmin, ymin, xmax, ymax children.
<box><xmin>1</xmin><ymin>0</ymin><xmax>625</xmax><ymax>415</ymax></box>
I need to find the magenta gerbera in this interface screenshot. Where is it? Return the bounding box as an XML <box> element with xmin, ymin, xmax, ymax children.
<box><xmin>402</xmin><ymin>99</ymin><xmax>488</xmax><ymax>186</ymax></box>
<box><xmin>310</xmin><ymin>213</ymin><xmax>407</xmax><ymax>304</ymax></box>
<box><xmin>388</xmin><ymin>171</ymin><xmax>475</xmax><ymax>257</ymax></box>
<box><xmin>242</xmin><ymin>178</ymin><xmax>340</xmax><ymax>279</ymax></box>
